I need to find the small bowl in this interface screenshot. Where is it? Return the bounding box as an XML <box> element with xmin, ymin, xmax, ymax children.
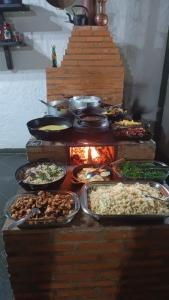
<box><xmin>15</xmin><ymin>159</ymin><xmax>66</xmax><ymax>191</ymax></box>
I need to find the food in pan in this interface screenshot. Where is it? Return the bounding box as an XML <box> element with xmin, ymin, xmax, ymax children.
<box><xmin>9</xmin><ymin>191</ymin><xmax>74</xmax><ymax>222</ymax></box>
<box><xmin>114</xmin><ymin>120</ymin><xmax>142</xmax><ymax>127</ymax></box>
<box><xmin>118</xmin><ymin>161</ymin><xmax>169</xmax><ymax>180</ymax></box>
<box><xmin>77</xmin><ymin>167</ymin><xmax>111</xmax><ymax>183</ymax></box>
<box><xmin>88</xmin><ymin>182</ymin><xmax>169</xmax><ymax>215</ymax></box>
<box><xmin>103</xmin><ymin>107</ymin><xmax>124</xmax><ymax>116</ymax></box>
<box><xmin>23</xmin><ymin>163</ymin><xmax>65</xmax><ymax>184</ymax></box>
<box><xmin>38</xmin><ymin>124</ymin><xmax>68</xmax><ymax>131</ymax></box>
<box><xmin>113</xmin><ymin>127</ymin><xmax>146</xmax><ymax>138</ymax></box>
<box><xmin>112</xmin><ymin>119</ymin><xmax>150</xmax><ymax>139</ymax></box>
<box><xmin>103</xmin><ymin>106</ymin><xmax>125</xmax><ymax>116</ymax></box>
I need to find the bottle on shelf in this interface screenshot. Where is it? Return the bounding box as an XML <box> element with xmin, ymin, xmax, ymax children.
<box><xmin>3</xmin><ymin>22</ymin><xmax>12</xmax><ymax>41</ymax></box>
<box><xmin>52</xmin><ymin>45</ymin><xmax>57</xmax><ymax>68</ymax></box>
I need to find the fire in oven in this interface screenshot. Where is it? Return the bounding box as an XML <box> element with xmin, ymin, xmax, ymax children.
<box><xmin>70</xmin><ymin>146</ymin><xmax>115</xmax><ymax>165</ymax></box>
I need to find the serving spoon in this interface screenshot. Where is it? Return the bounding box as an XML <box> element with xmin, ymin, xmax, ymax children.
<box><xmin>8</xmin><ymin>208</ymin><xmax>41</xmax><ymax>230</ymax></box>
<box><xmin>86</xmin><ymin>158</ymin><xmax>124</xmax><ymax>180</ymax></box>
<box><xmin>143</xmin><ymin>194</ymin><xmax>169</xmax><ymax>202</ymax></box>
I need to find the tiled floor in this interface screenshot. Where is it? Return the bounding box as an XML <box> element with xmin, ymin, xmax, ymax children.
<box><xmin>0</xmin><ymin>153</ymin><xmax>27</xmax><ymax>300</ymax></box>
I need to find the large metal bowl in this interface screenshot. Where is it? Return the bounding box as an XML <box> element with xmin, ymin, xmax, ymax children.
<box><xmin>69</xmin><ymin>96</ymin><xmax>101</xmax><ymax>111</ymax></box>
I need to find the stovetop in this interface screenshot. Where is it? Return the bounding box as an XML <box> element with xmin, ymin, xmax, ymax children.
<box><xmin>27</xmin><ymin>130</ymin><xmax>146</xmax><ymax>147</ymax></box>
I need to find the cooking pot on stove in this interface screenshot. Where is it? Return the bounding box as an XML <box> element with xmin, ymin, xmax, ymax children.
<box><xmin>69</xmin><ymin>96</ymin><xmax>101</xmax><ymax>111</ymax></box>
<box><xmin>74</xmin><ymin>113</ymin><xmax>109</xmax><ymax>134</ymax></box>
<box><xmin>40</xmin><ymin>99</ymin><xmax>69</xmax><ymax>117</ymax></box>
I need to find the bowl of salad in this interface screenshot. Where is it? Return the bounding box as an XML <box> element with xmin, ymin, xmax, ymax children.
<box><xmin>15</xmin><ymin>159</ymin><xmax>66</xmax><ymax>191</ymax></box>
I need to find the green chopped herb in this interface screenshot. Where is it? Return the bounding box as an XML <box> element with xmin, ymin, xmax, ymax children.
<box><xmin>120</xmin><ymin>162</ymin><xmax>168</xmax><ymax>180</ymax></box>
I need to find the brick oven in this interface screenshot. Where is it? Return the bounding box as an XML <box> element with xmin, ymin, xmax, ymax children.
<box><xmin>26</xmin><ymin>25</ymin><xmax>156</xmax><ymax>163</ymax></box>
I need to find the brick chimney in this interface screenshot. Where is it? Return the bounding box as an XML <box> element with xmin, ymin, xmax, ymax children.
<box><xmin>46</xmin><ymin>26</ymin><xmax>124</xmax><ymax>105</ymax></box>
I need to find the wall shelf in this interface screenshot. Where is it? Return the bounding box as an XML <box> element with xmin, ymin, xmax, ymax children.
<box><xmin>0</xmin><ymin>4</ymin><xmax>30</xmax><ymax>70</ymax></box>
<box><xmin>0</xmin><ymin>40</ymin><xmax>23</xmax><ymax>46</ymax></box>
<box><xmin>0</xmin><ymin>4</ymin><xmax>29</xmax><ymax>12</ymax></box>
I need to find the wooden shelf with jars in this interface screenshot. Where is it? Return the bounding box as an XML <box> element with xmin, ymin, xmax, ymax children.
<box><xmin>0</xmin><ymin>3</ymin><xmax>30</xmax><ymax>70</ymax></box>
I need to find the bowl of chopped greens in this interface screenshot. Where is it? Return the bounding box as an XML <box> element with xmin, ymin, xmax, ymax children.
<box><xmin>113</xmin><ymin>161</ymin><xmax>169</xmax><ymax>182</ymax></box>
<box><xmin>15</xmin><ymin>159</ymin><xmax>66</xmax><ymax>191</ymax></box>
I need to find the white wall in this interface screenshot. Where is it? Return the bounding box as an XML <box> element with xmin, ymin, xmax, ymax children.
<box><xmin>0</xmin><ymin>0</ymin><xmax>73</xmax><ymax>148</ymax></box>
<box><xmin>0</xmin><ymin>0</ymin><xmax>169</xmax><ymax>148</ymax></box>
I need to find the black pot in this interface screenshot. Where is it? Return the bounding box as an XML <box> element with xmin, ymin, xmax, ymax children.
<box><xmin>15</xmin><ymin>159</ymin><xmax>66</xmax><ymax>191</ymax></box>
<box><xmin>74</xmin><ymin>114</ymin><xmax>109</xmax><ymax>134</ymax></box>
<box><xmin>27</xmin><ymin>117</ymin><xmax>73</xmax><ymax>141</ymax></box>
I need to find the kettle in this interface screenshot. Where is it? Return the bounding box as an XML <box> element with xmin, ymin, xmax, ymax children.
<box><xmin>66</xmin><ymin>5</ymin><xmax>89</xmax><ymax>26</ymax></box>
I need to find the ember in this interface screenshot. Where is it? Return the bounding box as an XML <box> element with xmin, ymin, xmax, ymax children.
<box><xmin>70</xmin><ymin>146</ymin><xmax>115</xmax><ymax>165</ymax></box>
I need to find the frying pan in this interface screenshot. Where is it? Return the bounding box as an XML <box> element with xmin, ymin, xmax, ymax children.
<box><xmin>46</xmin><ymin>0</ymin><xmax>75</xmax><ymax>9</ymax></box>
<box><xmin>27</xmin><ymin>116</ymin><xmax>73</xmax><ymax>141</ymax></box>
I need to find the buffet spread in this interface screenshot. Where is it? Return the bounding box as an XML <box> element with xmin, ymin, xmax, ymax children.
<box><xmin>5</xmin><ymin>96</ymin><xmax>169</xmax><ymax>229</ymax></box>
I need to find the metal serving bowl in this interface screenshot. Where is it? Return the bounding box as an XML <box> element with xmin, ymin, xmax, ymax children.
<box><xmin>69</xmin><ymin>96</ymin><xmax>101</xmax><ymax>111</ymax></box>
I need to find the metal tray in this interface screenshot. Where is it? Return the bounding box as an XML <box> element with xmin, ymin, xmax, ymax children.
<box><xmin>113</xmin><ymin>161</ymin><xmax>169</xmax><ymax>182</ymax></box>
<box><xmin>5</xmin><ymin>191</ymin><xmax>80</xmax><ymax>229</ymax></box>
<box><xmin>80</xmin><ymin>181</ymin><xmax>169</xmax><ymax>222</ymax></box>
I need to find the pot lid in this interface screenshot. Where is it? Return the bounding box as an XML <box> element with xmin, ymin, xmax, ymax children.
<box><xmin>46</xmin><ymin>0</ymin><xmax>75</xmax><ymax>9</ymax></box>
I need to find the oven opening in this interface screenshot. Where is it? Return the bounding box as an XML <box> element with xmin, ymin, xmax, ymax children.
<box><xmin>70</xmin><ymin>146</ymin><xmax>115</xmax><ymax>165</ymax></box>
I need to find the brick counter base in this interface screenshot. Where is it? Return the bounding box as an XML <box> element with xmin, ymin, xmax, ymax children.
<box><xmin>3</xmin><ymin>218</ymin><xmax>169</xmax><ymax>300</ymax></box>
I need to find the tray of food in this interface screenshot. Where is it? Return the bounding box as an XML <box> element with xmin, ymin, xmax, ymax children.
<box><xmin>81</xmin><ymin>181</ymin><xmax>169</xmax><ymax>221</ymax></box>
<box><xmin>101</xmin><ymin>104</ymin><xmax>127</xmax><ymax>121</ymax></box>
<box><xmin>5</xmin><ymin>191</ymin><xmax>80</xmax><ymax>228</ymax></box>
<box><xmin>15</xmin><ymin>159</ymin><xmax>66</xmax><ymax>191</ymax></box>
<box><xmin>72</xmin><ymin>164</ymin><xmax>113</xmax><ymax>184</ymax></box>
<box><xmin>113</xmin><ymin>161</ymin><xmax>169</xmax><ymax>182</ymax></box>
<box><xmin>111</xmin><ymin>120</ymin><xmax>152</xmax><ymax>140</ymax></box>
